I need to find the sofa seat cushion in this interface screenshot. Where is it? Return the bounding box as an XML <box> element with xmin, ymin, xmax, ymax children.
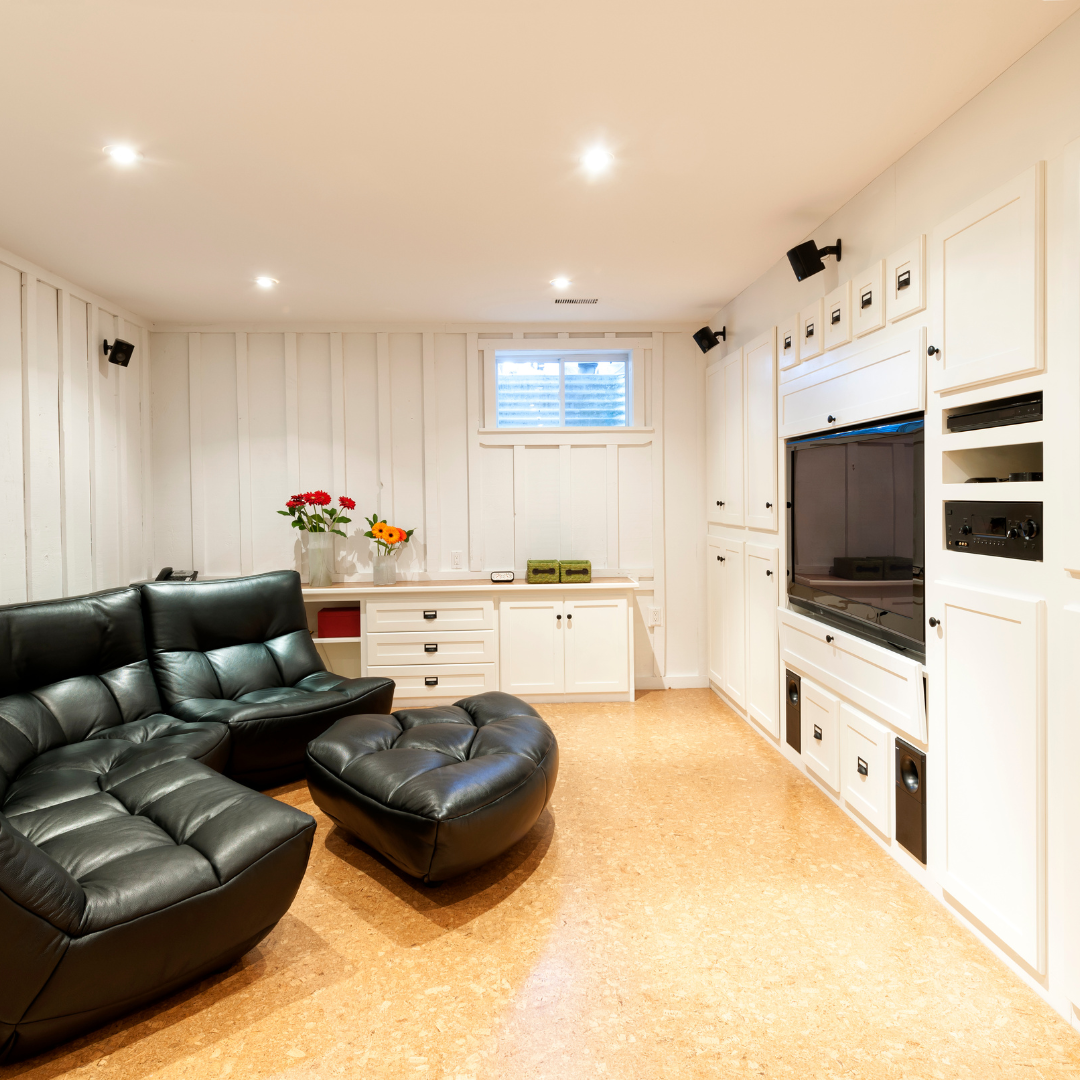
<box><xmin>168</xmin><ymin>674</ymin><xmax>395</xmax><ymax>789</ymax></box>
<box><xmin>306</xmin><ymin>692</ymin><xmax>559</xmax><ymax>882</ymax></box>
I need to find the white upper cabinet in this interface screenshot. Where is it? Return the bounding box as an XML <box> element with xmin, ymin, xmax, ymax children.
<box><xmin>852</xmin><ymin>260</ymin><xmax>885</xmax><ymax>338</ymax></box>
<box><xmin>716</xmin><ymin>348</ymin><xmax>745</xmax><ymax>526</ymax></box>
<box><xmin>705</xmin><ymin>361</ymin><xmax>723</xmax><ymax>522</ymax></box>
<box><xmin>799</xmin><ymin>299</ymin><xmax>824</xmax><ymax>363</ymax></box>
<box><xmin>886</xmin><ymin>235</ymin><xmax>926</xmax><ymax>323</ymax></box>
<box><xmin>823</xmin><ymin>281</ymin><xmax>852</xmax><ymax>352</ymax></box>
<box><xmin>744</xmin><ymin>329</ymin><xmax>777</xmax><ymax>532</ymax></box>
<box><xmin>778</xmin><ymin>313</ymin><xmax>799</xmax><ymax>371</ymax></box>
<box><xmin>931</xmin><ymin>163</ymin><xmax>1045</xmax><ymax>393</ymax></box>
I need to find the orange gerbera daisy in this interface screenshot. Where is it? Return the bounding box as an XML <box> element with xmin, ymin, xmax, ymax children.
<box><xmin>371</xmin><ymin>521</ymin><xmax>396</xmax><ymax>542</ymax></box>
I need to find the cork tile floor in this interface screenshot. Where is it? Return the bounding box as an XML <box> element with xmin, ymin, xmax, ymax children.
<box><xmin>5</xmin><ymin>689</ymin><xmax>1080</xmax><ymax>1080</ymax></box>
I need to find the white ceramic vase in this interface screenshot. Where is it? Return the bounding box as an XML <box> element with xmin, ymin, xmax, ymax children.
<box><xmin>307</xmin><ymin>532</ymin><xmax>334</xmax><ymax>588</ymax></box>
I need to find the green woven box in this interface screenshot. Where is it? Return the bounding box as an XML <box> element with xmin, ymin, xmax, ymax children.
<box><xmin>559</xmin><ymin>559</ymin><xmax>592</xmax><ymax>584</ymax></box>
<box><xmin>527</xmin><ymin>559</ymin><xmax>561</xmax><ymax>584</ymax></box>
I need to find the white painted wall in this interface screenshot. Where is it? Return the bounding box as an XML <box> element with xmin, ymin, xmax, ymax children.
<box><xmin>149</xmin><ymin>326</ymin><xmax>706</xmax><ymax>686</ymax></box>
<box><xmin>0</xmin><ymin>245</ymin><xmax>152</xmax><ymax>604</ymax></box>
<box><xmin>710</xmin><ymin>12</ymin><xmax>1080</xmax><ymax>1027</ymax></box>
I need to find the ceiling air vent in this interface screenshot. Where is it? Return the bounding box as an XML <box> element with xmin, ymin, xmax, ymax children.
<box><xmin>554</xmin><ymin>298</ymin><xmax>599</xmax><ymax>304</ymax></box>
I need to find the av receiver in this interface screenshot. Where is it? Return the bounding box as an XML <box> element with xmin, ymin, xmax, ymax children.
<box><xmin>944</xmin><ymin>501</ymin><xmax>1042</xmax><ymax>561</ymax></box>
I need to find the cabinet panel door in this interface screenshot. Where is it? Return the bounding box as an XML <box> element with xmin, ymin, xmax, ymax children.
<box><xmin>933</xmin><ymin>582</ymin><xmax>1045</xmax><ymax>970</ymax></box>
<box><xmin>721</xmin><ymin>539</ymin><xmax>747</xmax><ymax>709</ymax></box>
<box><xmin>564</xmin><ymin>598</ymin><xmax>629</xmax><ymax>693</ymax></box>
<box><xmin>840</xmin><ymin>703</ymin><xmax>892</xmax><ymax>838</ymax></box>
<box><xmin>932</xmin><ymin>163</ymin><xmax>1044</xmax><ymax>392</ymax></box>
<box><xmin>801</xmin><ymin>679</ymin><xmax>840</xmax><ymax>793</ymax></box>
<box><xmin>706</xmin><ymin>363</ymin><xmax>724</xmax><ymax>522</ymax></box>
<box><xmin>744</xmin><ymin>330</ymin><xmax>777</xmax><ymax>531</ymax></box>
<box><xmin>717</xmin><ymin>349</ymin><xmax>745</xmax><ymax>526</ymax></box>
<box><xmin>746</xmin><ymin>544</ymin><xmax>779</xmax><ymax>737</ymax></box>
<box><xmin>706</xmin><ymin>536</ymin><xmax>724</xmax><ymax>687</ymax></box>
<box><xmin>499</xmin><ymin>600</ymin><xmax>564</xmax><ymax>695</ymax></box>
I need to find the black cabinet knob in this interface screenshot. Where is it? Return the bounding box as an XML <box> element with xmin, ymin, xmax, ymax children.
<box><xmin>766</xmin><ymin>569</ymin><xmax>773</xmax><ymax>576</ymax></box>
<box><xmin>556</xmin><ymin>614</ymin><xmax>561</xmax><ymax>620</ymax></box>
<box><xmin>928</xmin><ymin>345</ymin><xmax>940</xmax><ymax>357</ymax></box>
<box><xmin>719</xmin><ymin>556</ymin><xmax>726</xmax><ymax>563</ymax></box>
<box><xmin>825</xmin><ymin>634</ymin><xmax>834</xmax><ymax>643</ymax></box>
<box><xmin>827</xmin><ymin>415</ymin><xmax>837</xmax><ymax>424</ymax></box>
<box><xmin>765</xmin><ymin>502</ymin><xmax>773</xmax><ymax>508</ymax></box>
<box><xmin>928</xmin><ymin>617</ymin><xmax>939</xmax><ymax>628</ymax></box>
<box><xmin>718</xmin><ymin>500</ymin><xmax>725</xmax><ymax>507</ymax></box>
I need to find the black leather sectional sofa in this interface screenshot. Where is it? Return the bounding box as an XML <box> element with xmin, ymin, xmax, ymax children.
<box><xmin>0</xmin><ymin>571</ymin><xmax>394</xmax><ymax>1063</ymax></box>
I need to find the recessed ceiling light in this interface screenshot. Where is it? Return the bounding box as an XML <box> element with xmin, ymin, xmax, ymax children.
<box><xmin>550</xmin><ymin>277</ymin><xmax>571</xmax><ymax>290</ymax></box>
<box><xmin>255</xmin><ymin>276</ymin><xmax>279</xmax><ymax>289</ymax></box>
<box><xmin>103</xmin><ymin>144</ymin><xmax>141</xmax><ymax>166</ymax></box>
<box><xmin>581</xmin><ymin>146</ymin><xmax>614</xmax><ymax>176</ymax></box>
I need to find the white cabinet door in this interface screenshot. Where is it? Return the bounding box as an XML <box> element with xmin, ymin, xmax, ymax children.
<box><xmin>705</xmin><ymin>362</ymin><xmax>724</xmax><ymax>522</ymax></box>
<box><xmin>564</xmin><ymin>598</ymin><xmax>629</xmax><ymax>693</ymax></box>
<box><xmin>932</xmin><ymin>163</ymin><xmax>1044</xmax><ymax>392</ymax></box>
<box><xmin>721</xmin><ymin>538</ymin><xmax>747</xmax><ymax>709</ymax></box>
<box><xmin>841</xmin><ymin>703</ymin><xmax>892</xmax><ymax>838</ymax></box>
<box><xmin>706</xmin><ymin>536</ymin><xmax>724</xmax><ymax>687</ymax></box>
<box><xmin>744</xmin><ymin>330</ymin><xmax>777</xmax><ymax>532</ymax></box>
<box><xmin>499</xmin><ymin>600</ymin><xmax>564</xmax><ymax>695</ymax></box>
<box><xmin>745</xmin><ymin>544</ymin><xmax>780</xmax><ymax>737</ymax></box>
<box><xmin>802</xmin><ymin>679</ymin><xmax>840</xmax><ymax>793</ymax></box>
<box><xmin>717</xmin><ymin>348</ymin><xmax>745</xmax><ymax>526</ymax></box>
<box><xmin>932</xmin><ymin>582</ymin><xmax>1045</xmax><ymax>970</ymax></box>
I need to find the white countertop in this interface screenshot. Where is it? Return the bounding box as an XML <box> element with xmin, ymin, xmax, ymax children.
<box><xmin>302</xmin><ymin>576</ymin><xmax>639</xmax><ymax>600</ymax></box>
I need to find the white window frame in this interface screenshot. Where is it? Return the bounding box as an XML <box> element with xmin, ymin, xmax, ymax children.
<box><xmin>481</xmin><ymin>340</ymin><xmax>647</xmax><ymax>432</ymax></box>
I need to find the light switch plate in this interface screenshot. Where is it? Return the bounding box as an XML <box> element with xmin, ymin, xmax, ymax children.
<box><xmin>799</xmin><ymin>298</ymin><xmax>824</xmax><ymax>363</ymax></box>
<box><xmin>824</xmin><ymin>280</ymin><xmax>852</xmax><ymax>352</ymax></box>
<box><xmin>778</xmin><ymin>313</ymin><xmax>800</xmax><ymax>370</ymax></box>
<box><xmin>853</xmin><ymin>259</ymin><xmax>885</xmax><ymax>338</ymax></box>
<box><xmin>887</xmin><ymin>235</ymin><xmax>926</xmax><ymax>322</ymax></box>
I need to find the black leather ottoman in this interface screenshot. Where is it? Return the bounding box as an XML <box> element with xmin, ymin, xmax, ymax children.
<box><xmin>306</xmin><ymin>692</ymin><xmax>558</xmax><ymax>882</ymax></box>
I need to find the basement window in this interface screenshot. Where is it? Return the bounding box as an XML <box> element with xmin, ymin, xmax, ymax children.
<box><xmin>495</xmin><ymin>351</ymin><xmax>631</xmax><ymax>428</ymax></box>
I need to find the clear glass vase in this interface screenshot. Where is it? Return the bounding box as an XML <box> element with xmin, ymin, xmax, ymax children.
<box><xmin>373</xmin><ymin>553</ymin><xmax>397</xmax><ymax>586</ymax></box>
<box><xmin>307</xmin><ymin>532</ymin><xmax>334</xmax><ymax>588</ymax></box>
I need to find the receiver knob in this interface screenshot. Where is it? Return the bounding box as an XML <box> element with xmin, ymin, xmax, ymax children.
<box><xmin>1019</xmin><ymin>518</ymin><xmax>1039</xmax><ymax>540</ymax></box>
<box><xmin>1007</xmin><ymin>527</ymin><xmax>1021</xmax><ymax>539</ymax></box>
<box><xmin>959</xmin><ymin>524</ymin><xmax>972</xmax><ymax>535</ymax></box>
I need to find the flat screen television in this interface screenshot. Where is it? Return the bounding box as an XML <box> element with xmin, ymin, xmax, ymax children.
<box><xmin>787</xmin><ymin>414</ymin><xmax>924</xmax><ymax>660</ymax></box>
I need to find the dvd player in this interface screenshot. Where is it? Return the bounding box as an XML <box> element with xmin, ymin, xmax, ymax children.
<box><xmin>946</xmin><ymin>392</ymin><xmax>1042</xmax><ymax>433</ymax></box>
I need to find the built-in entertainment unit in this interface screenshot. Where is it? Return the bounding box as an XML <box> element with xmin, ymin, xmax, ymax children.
<box><xmin>787</xmin><ymin>414</ymin><xmax>924</xmax><ymax>660</ymax></box>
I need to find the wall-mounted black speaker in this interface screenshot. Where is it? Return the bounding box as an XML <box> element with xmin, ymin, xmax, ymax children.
<box><xmin>103</xmin><ymin>338</ymin><xmax>135</xmax><ymax>367</ymax></box>
<box><xmin>895</xmin><ymin>738</ymin><xmax>926</xmax><ymax>864</ymax></box>
<box><xmin>785</xmin><ymin>670</ymin><xmax>801</xmax><ymax>753</ymax></box>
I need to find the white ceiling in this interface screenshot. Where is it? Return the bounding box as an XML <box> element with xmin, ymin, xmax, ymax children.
<box><xmin>1</xmin><ymin>0</ymin><xmax>1077</xmax><ymax>327</ymax></box>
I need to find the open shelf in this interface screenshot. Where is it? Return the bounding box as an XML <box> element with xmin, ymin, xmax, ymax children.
<box><xmin>940</xmin><ymin>420</ymin><xmax>1044</xmax><ymax>450</ymax></box>
<box><xmin>940</xmin><ymin>481</ymin><xmax>1044</xmax><ymax>501</ymax></box>
<box><xmin>941</xmin><ymin>441</ymin><xmax>1042</xmax><ymax>485</ymax></box>
<box><xmin>311</xmin><ymin>636</ymin><xmax>362</xmax><ymax>644</ymax></box>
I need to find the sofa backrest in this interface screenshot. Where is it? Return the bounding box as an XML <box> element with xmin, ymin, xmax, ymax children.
<box><xmin>141</xmin><ymin>570</ymin><xmax>324</xmax><ymax>705</ymax></box>
<box><xmin>0</xmin><ymin>589</ymin><xmax>162</xmax><ymax>802</ymax></box>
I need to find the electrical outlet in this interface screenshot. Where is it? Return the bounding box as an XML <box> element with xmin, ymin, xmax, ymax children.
<box><xmin>648</xmin><ymin>607</ymin><xmax>662</xmax><ymax>627</ymax></box>
<box><xmin>450</xmin><ymin>550</ymin><xmax>464</xmax><ymax>570</ymax></box>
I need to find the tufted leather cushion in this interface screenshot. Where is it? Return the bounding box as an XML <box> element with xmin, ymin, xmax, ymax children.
<box><xmin>142</xmin><ymin>571</ymin><xmax>395</xmax><ymax>787</ymax></box>
<box><xmin>306</xmin><ymin>691</ymin><xmax>558</xmax><ymax>882</ymax></box>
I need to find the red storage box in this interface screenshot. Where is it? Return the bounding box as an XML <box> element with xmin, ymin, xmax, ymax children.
<box><xmin>317</xmin><ymin>607</ymin><xmax>361</xmax><ymax>638</ymax></box>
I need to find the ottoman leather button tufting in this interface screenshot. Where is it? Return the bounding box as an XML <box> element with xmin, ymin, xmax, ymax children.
<box><xmin>305</xmin><ymin>692</ymin><xmax>558</xmax><ymax>882</ymax></box>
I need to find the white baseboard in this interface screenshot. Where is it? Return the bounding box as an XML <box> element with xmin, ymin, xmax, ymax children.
<box><xmin>635</xmin><ymin>675</ymin><xmax>710</xmax><ymax>690</ymax></box>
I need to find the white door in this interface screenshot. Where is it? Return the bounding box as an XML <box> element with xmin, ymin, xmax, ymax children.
<box><xmin>932</xmin><ymin>582</ymin><xmax>1045</xmax><ymax>970</ymax></box>
<box><xmin>499</xmin><ymin>600</ymin><xmax>564</xmax><ymax>695</ymax></box>
<box><xmin>745</xmin><ymin>330</ymin><xmax>778</xmax><ymax>531</ymax></box>
<box><xmin>564</xmin><ymin>598</ymin><xmax>629</xmax><ymax>693</ymax></box>
<box><xmin>801</xmin><ymin>679</ymin><xmax>840</xmax><ymax>793</ymax></box>
<box><xmin>721</xmin><ymin>538</ymin><xmax>747</xmax><ymax>709</ymax></box>
<box><xmin>705</xmin><ymin>362</ymin><xmax>724</xmax><ymax>523</ymax></box>
<box><xmin>717</xmin><ymin>348</ymin><xmax>745</xmax><ymax>526</ymax></box>
<box><xmin>745</xmin><ymin>544</ymin><xmax>780</xmax><ymax>737</ymax></box>
<box><xmin>932</xmin><ymin>162</ymin><xmax>1044</xmax><ymax>392</ymax></box>
<box><xmin>706</xmin><ymin>536</ymin><xmax>724</xmax><ymax>687</ymax></box>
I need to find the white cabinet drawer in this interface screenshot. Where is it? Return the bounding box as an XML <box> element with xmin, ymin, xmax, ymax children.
<box><xmin>779</xmin><ymin>608</ymin><xmax>926</xmax><ymax>743</ymax></box>
<box><xmin>801</xmin><ymin>678</ymin><xmax>840</xmax><ymax>793</ymax></box>
<box><xmin>366</xmin><ymin>599</ymin><xmax>494</xmax><ymax>633</ymax></box>
<box><xmin>365</xmin><ymin>630</ymin><xmax>495</xmax><ymax>666</ymax></box>
<box><xmin>841</xmin><ymin>703</ymin><xmax>892</xmax><ymax>838</ymax></box>
<box><xmin>369</xmin><ymin>664</ymin><xmax>497</xmax><ymax>698</ymax></box>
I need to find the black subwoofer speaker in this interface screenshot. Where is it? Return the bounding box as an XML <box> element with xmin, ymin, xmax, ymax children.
<box><xmin>785</xmin><ymin>670</ymin><xmax>801</xmax><ymax>753</ymax></box>
<box><xmin>895</xmin><ymin>738</ymin><xmax>926</xmax><ymax>864</ymax></box>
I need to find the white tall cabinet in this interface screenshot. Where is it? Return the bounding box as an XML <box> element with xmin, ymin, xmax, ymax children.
<box><xmin>745</xmin><ymin>544</ymin><xmax>780</xmax><ymax>738</ymax></box>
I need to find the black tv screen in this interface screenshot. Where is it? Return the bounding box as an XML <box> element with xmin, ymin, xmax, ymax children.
<box><xmin>788</xmin><ymin>414</ymin><xmax>924</xmax><ymax>659</ymax></box>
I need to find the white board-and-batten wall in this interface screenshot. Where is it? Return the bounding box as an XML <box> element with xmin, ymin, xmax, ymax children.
<box><xmin>0</xmin><ymin>244</ymin><xmax>152</xmax><ymax>606</ymax></box>
<box><xmin>148</xmin><ymin>327</ymin><xmax>707</xmax><ymax>686</ymax></box>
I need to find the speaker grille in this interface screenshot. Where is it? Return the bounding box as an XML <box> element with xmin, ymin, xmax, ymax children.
<box><xmin>554</xmin><ymin>298</ymin><xmax>598</xmax><ymax>304</ymax></box>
